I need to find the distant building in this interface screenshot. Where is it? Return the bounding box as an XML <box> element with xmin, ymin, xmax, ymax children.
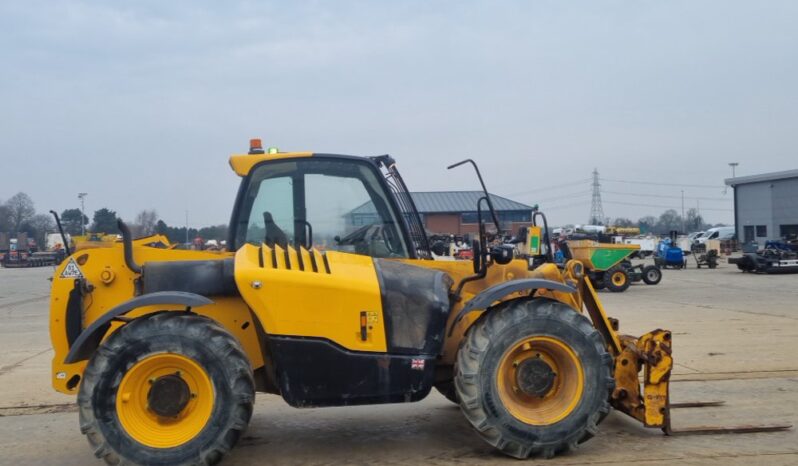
<box><xmin>725</xmin><ymin>169</ymin><xmax>798</xmax><ymax>243</ymax></box>
<box><xmin>349</xmin><ymin>191</ymin><xmax>535</xmax><ymax>236</ymax></box>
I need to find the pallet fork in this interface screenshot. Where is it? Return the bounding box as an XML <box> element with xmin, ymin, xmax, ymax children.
<box><xmin>580</xmin><ymin>279</ymin><xmax>792</xmax><ymax>436</ymax></box>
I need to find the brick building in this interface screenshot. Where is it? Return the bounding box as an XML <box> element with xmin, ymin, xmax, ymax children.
<box><xmin>349</xmin><ymin>191</ymin><xmax>535</xmax><ymax>236</ymax></box>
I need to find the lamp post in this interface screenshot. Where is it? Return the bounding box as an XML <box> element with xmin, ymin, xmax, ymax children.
<box><xmin>78</xmin><ymin>193</ymin><xmax>88</xmax><ymax>236</ymax></box>
<box><xmin>681</xmin><ymin>190</ymin><xmax>685</xmax><ymax>233</ymax></box>
<box><xmin>728</xmin><ymin>162</ymin><xmax>739</xmax><ymax>178</ymax></box>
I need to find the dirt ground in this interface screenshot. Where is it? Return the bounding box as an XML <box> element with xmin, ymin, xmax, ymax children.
<box><xmin>1</xmin><ymin>259</ymin><xmax>796</xmax><ymax>466</ymax></box>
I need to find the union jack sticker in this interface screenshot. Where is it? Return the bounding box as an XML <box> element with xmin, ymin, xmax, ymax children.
<box><xmin>411</xmin><ymin>358</ymin><xmax>425</xmax><ymax>370</ymax></box>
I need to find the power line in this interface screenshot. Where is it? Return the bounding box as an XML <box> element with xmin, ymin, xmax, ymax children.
<box><xmin>600</xmin><ymin>177</ymin><xmax>724</xmax><ymax>189</ymax></box>
<box><xmin>525</xmin><ymin>190</ymin><xmax>592</xmax><ymax>203</ymax></box>
<box><xmin>602</xmin><ymin>190</ymin><xmax>731</xmax><ymax>202</ymax></box>
<box><xmin>603</xmin><ymin>199</ymin><xmax>732</xmax><ymax>212</ymax></box>
<box><xmin>540</xmin><ymin>200</ymin><xmax>592</xmax><ymax>210</ymax></box>
<box><xmin>539</xmin><ymin>192</ymin><xmax>592</xmax><ymax>205</ymax></box>
<box><xmin>504</xmin><ymin>178</ymin><xmax>591</xmax><ymax>197</ymax></box>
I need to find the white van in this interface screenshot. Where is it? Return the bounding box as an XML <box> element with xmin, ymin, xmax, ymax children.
<box><xmin>687</xmin><ymin>231</ymin><xmax>705</xmax><ymax>242</ymax></box>
<box><xmin>696</xmin><ymin>226</ymin><xmax>735</xmax><ymax>244</ymax></box>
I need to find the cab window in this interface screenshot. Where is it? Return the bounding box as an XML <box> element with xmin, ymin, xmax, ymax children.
<box><xmin>234</xmin><ymin>158</ymin><xmax>409</xmax><ymax>258</ymax></box>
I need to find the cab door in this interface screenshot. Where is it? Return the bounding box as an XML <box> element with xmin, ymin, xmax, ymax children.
<box><xmin>232</xmin><ymin>156</ymin><xmax>412</xmax><ymax>353</ymax></box>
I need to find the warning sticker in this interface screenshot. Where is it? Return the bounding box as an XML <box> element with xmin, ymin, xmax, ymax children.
<box><xmin>60</xmin><ymin>258</ymin><xmax>84</xmax><ymax>279</ymax></box>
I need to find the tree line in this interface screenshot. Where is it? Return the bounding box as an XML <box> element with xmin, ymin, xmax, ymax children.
<box><xmin>3</xmin><ymin>190</ymin><xmax>729</xmax><ymax>250</ymax></box>
<box><xmin>603</xmin><ymin>208</ymin><xmax>727</xmax><ymax>235</ymax></box>
<box><xmin>0</xmin><ymin>192</ymin><xmax>228</xmax><ymax>249</ymax></box>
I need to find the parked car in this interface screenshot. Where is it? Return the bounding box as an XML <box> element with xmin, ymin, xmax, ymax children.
<box><xmin>696</xmin><ymin>226</ymin><xmax>735</xmax><ymax>244</ymax></box>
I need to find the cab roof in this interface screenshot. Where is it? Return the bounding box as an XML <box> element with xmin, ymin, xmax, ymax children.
<box><xmin>228</xmin><ymin>152</ymin><xmax>313</xmax><ymax>176</ymax></box>
<box><xmin>229</xmin><ymin>152</ymin><xmax>387</xmax><ymax>177</ymax></box>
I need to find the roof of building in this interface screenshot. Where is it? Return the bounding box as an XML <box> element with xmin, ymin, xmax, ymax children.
<box><xmin>725</xmin><ymin>169</ymin><xmax>798</xmax><ymax>187</ymax></box>
<box><xmin>350</xmin><ymin>191</ymin><xmax>534</xmax><ymax>215</ymax></box>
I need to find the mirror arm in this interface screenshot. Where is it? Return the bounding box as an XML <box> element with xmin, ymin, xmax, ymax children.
<box><xmin>448</xmin><ymin>159</ymin><xmax>501</xmax><ymax>231</ymax></box>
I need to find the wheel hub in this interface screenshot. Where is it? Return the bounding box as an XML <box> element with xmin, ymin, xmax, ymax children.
<box><xmin>515</xmin><ymin>357</ymin><xmax>556</xmax><ymax>397</ymax></box>
<box><xmin>147</xmin><ymin>373</ymin><xmax>191</xmax><ymax>418</ymax></box>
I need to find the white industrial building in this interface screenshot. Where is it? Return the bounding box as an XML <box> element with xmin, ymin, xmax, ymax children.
<box><xmin>725</xmin><ymin>169</ymin><xmax>798</xmax><ymax>243</ymax></box>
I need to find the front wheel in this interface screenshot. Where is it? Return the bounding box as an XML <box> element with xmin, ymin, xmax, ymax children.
<box><xmin>77</xmin><ymin>312</ymin><xmax>255</xmax><ymax>466</ymax></box>
<box><xmin>455</xmin><ymin>299</ymin><xmax>613</xmax><ymax>459</ymax></box>
<box><xmin>605</xmin><ymin>267</ymin><xmax>630</xmax><ymax>292</ymax></box>
<box><xmin>642</xmin><ymin>265</ymin><xmax>662</xmax><ymax>285</ymax></box>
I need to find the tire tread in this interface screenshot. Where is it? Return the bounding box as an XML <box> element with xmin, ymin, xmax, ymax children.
<box><xmin>77</xmin><ymin>312</ymin><xmax>255</xmax><ymax>466</ymax></box>
<box><xmin>454</xmin><ymin>298</ymin><xmax>614</xmax><ymax>459</ymax></box>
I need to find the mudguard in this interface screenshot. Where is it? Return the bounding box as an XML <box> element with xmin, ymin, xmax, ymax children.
<box><xmin>63</xmin><ymin>291</ymin><xmax>213</xmax><ymax>364</ymax></box>
<box><xmin>449</xmin><ymin>278</ymin><xmax>576</xmax><ymax>334</ymax></box>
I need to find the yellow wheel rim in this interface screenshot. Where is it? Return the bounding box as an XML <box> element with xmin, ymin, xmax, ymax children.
<box><xmin>611</xmin><ymin>271</ymin><xmax>626</xmax><ymax>286</ymax></box>
<box><xmin>496</xmin><ymin>336</ymin><xmax>584</xmax><ymax>425</ymax></box>
<box><xmin>116</xmin><ymin>353</ymin><xmax>214</xmax><ymax>448</ymax></box>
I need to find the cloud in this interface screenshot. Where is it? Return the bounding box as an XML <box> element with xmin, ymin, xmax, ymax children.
<box><xmin>1</xmin><ymin>1</ymin><xmax>796</xmax><ymax>227</ymax></box>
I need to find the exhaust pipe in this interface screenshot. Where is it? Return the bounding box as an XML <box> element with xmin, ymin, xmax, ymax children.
<box><xmin>117</xmin><ymin>220</ymin><xmax>142</xmax><ymax>274</ymax></box>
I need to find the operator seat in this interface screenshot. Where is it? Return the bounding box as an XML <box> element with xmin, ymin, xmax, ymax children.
<box><xmin>263</xmin><ymin>212</ymin><xmax>288</xmax><ymax>248</ymax></box>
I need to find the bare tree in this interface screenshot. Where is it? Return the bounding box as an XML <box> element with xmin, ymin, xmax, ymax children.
<box><xmin>685</xmin><ymin>208</ymin><xmax>706</xmax><ymax>232</ymax></box>
<box><xmin>23</xmin><ymin>214</ymin><xmax>56</xmax><ymax>249</ymax></box>
<box><xmin>134</xmin><ymin>210</ymin><xmax>159</xmax><ymax>236</ymax></box>
<box><xmin>611</xmin><ymin>217</ymin><xmax>635</xmax><ymax>228</ymax></box>
<box><xmin>0</xmin><ymin>200</ymin><xmax>12</xmax><ymax>232</ymax></box>
<box><xmin>5</xmin><ymin>192</ymin><xmax>35</xmax><ymax>233</ymax></box>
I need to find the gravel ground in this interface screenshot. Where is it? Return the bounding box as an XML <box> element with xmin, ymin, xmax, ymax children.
<box><xmin>0</xmin><ymin>259</ymin><xmax>796</xmax><ymax>465</ymax></box>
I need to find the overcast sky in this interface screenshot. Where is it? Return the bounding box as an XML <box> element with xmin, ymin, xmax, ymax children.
<box><xmin>2</xmin><ymin>1</ymin><xmax>796</xmax><ymax>228</ymax></box>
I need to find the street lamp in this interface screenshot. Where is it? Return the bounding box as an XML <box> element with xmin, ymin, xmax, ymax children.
<box><xmin>728</xmin><ymin>162</ymin><xmax>739</xmax><ymax>178</ymax></box>
<box><xmin>78</xmin><ymin>193</ymin><xmax>88</xmax><ymax>236</ymax></box>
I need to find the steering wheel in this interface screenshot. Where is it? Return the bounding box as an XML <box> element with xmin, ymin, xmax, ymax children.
<box><xmin>380</xmin><ymin>223</ymin><xmax>401</xmax><ymax>255</ymax></box>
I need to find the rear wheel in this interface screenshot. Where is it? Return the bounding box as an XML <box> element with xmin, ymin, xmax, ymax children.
<box><xmin>641</xmin><ymin>265</ymin><xmax>662</xmax><ymax>285</ymax></box>
<box><xmin>455</xmin><ymin>299</ymin><xmax>613</xmax><ymax>459</ymax></box>
<box><xmin>77</xmin><ymin>312</ymin><xmax>255</xmax><ymax>466</ymax></box>
<box><xmin>605</xmin><ymin>267</ymin><xmax>630</xmax><ymax>292</ymax></box>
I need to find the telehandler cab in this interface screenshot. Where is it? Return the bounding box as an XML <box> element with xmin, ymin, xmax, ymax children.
<box><xmin>49</xmin><ymin>140</ymin><xmax>789</xmax><ymax>465</ymax></box>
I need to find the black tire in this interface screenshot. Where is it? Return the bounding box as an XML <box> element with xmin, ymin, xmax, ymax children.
<box><xmin>641</xmin><ymin>265</ymin><xmax>662</xmax><ymax>285</ymax></box>
<box><xmin>620</xmin><ymin>260</ymin><xmax>633</xmax><ymax>270</ymax></box>
<box><xmin>605</xmin><ymin>267</ymin><xmax>630</xmax><ymax>292</ymax></box>
<box><xmin>77</xmin><ymin>312</ymin><xmax>255</xmax><ymax>466</ymax></box>
<box><xmin>588</xmin><ymin>273</ymin><xmax>605</xmax><ymax>290</ymax></box>
<box><xmin>435</xmin><ymin>380</ymin><xmax>459</xmax><ymax>404</ymax></box>
<box><xmin>454</xmin><ymin>299</ymin><xmax>613</xmax><ymax>459</ymax></box>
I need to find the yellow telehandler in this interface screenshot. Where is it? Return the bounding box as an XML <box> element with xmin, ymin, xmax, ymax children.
<box><xmin>48</xmin><ymin>140</ymin><xmax>788</xmax><ymax>465</ymax></box>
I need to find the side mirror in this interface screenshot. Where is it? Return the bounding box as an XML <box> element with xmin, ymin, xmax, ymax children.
<box><xmin>471</xmin><ymin>239</ymin><xmax>483</xmax><ymax>273</ymax></box>
<box><xmin>490</xmin><ymin>244</ymin><xmax>514</xmax><ymax>265</ymax></box>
